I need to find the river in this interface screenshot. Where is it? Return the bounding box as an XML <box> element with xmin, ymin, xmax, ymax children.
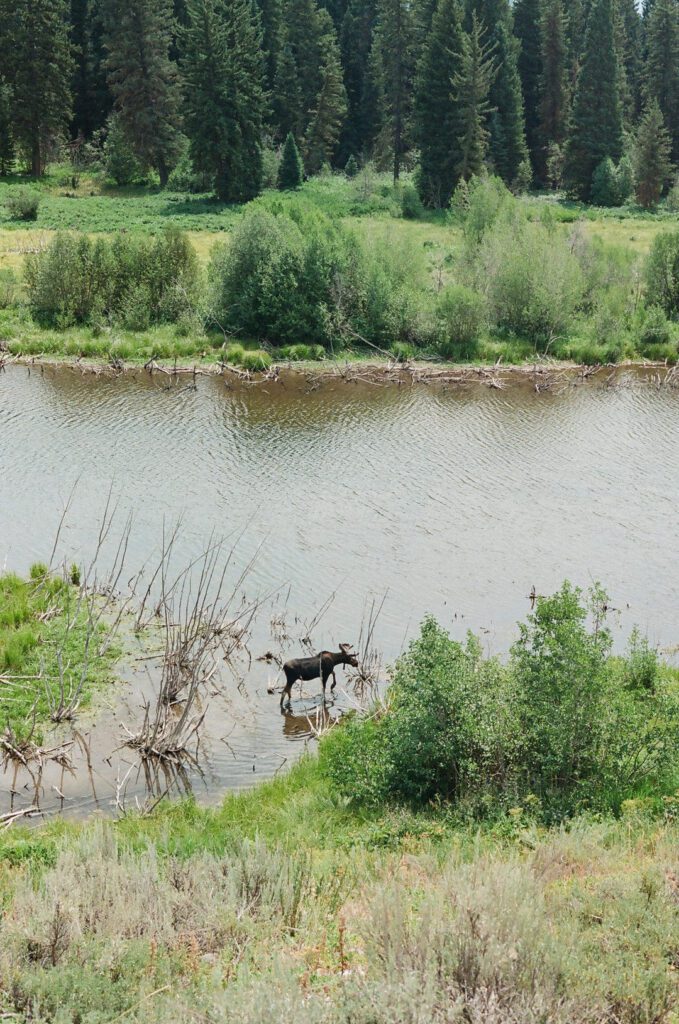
<box><xmin>1</xmin><ymin>362</ymin><xmax>678</xmax><ymax>818</ymax></box>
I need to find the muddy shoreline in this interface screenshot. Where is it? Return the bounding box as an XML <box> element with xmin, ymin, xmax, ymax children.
<box><xmin>4</xmin><ymin>351</ymin><xmax>679</xmax><ymax>391</ymax></box>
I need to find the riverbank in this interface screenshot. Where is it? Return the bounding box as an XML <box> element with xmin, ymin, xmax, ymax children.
<box><xmin>5</xmin><ymin>346</ymin><xmax>679</xmax><ymax>392</ymax></box>
<box><xmin>1</xmin><ymin>757</ymin><xmax>678</xmax><ymax>1023</ymax></box>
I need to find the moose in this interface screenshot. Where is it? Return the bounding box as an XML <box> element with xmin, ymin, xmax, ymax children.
<box><xmin>280</xmin><ymin>644</ymin><xmax>359</xmax><ymax>707</ymax></box>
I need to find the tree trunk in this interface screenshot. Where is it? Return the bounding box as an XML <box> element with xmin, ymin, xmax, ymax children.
<box><xmin>157</xmin><ymin>155</ymin><xmax>169</xmax><ymax>188</ymax></box>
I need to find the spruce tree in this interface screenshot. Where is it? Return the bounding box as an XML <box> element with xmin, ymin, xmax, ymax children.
<box><xmin>644</xmin><ymin>0</ymin><xmax>679</xmax><ymax>160</ymax></box>
<box><xmin>0</xmin><ymin>79</ymin><xmax>14</xmax><ymax>175</ymax></box>
<box><xmin>361</xmin><ymin>32</ymin><xmax>390</xmax><ymax>164</ymax></box>
<box><xmin>373</xmin><ymin>0</ymin><xmax>417</xmax><ymax>180</ymax></box>
<box><xmin>617</xmin><ymin>0</ymin><xmax>643</xmax><ymax>123</ymax></box>
<box><xmin>101</xmin><ymin>0</ymin><xmax>182</xmax><ymax>186</ymax></box>
<box><xmin>634</xmin><ymin>99</ymin><xmax>673</xmax><ymax>208</ymax></box>
<box><xmin>564</xmin><ymin>0</ymin><xmax>623</xmax><ymax>199</ymax></box>
<box><xmin>273</xmin><ymin>36</ymin><xmax>305</xmax><ymax>141</ymax></box>
<box><xmin>337</xmin><ymin>0</ymin><xmax>375</xmax><ymax>163</ymax></box>
<box><xmin>414</xmin><ymin>0</ymin><xmax>465</xmax><ymax>207</ymax></box>
<box><xmin>304</xmin><ymin>29</ymin><xmax>348</xmax><ymax>171</ymax></box>
<box><xmin>255</xmin><ymin>0</ymin><xmax>283</xmax><ymax>93</ymax></box>
<box><xmin>466</xmin><ymin>0</ymin><xmax>527</xmax><ymax>183</ymax></box>
<box><xmin>278</xmin><ymin>130</ymin><xmax>304</xmax><ymax>187</ymax></box>
<box><xmin>0</xmin><ymin>0</ymin><xmax>73</xmax><ymax>176</ymax></box>
<box><xmin>539</xmin><ymin>0</ymin><xmax>568</xmax><ymax>179</ymax></box>
<box><xmin>514</xmin><ymin>0</ymin><xmax>543</xmax><ymax>175</ymax></box>
<box><xmin>182</xmin><ymin>0</ymin><xmax>266</xmax><ymax>201</ymax></box>
<box><xmin>70</xmin><ymin>0</ymin><xmax>111</xmax><ymax>139</ymax></box>
<box><xmin>454</xmin><ymin>12</ymin><xmax>496</xmax><ymax>180</ymax></box>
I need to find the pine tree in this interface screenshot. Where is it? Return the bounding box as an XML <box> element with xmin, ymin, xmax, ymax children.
<box><xmin>0</xmin><ymin>79</ymin><xmax>14</xmax><ymax>175</ymax></box>
<box><xmin>70</xmin><ymin>0</ymin><xmax>111</xmax><ymax>138</ymax></box>
<box><xmin>454</xmin><ymin>12</ymin><xmax>496</xmax><ymax>180</ymax></box>
<box><xmin>644</xmin><ymin>0</ymin><xmax>679</xmax><ymax>160</ymax></box>
<box><xmin>255</xmin><ymin>0</ymin><xmax>283</xmax><ymax>93</ymax></box>
<box><xmin>361</xmin><ymin>31</ymin><xmax>390</xmax><ymax>164</ymax></box>
<box><xmin>278</xmin><ymin>130</ymin><xmax>304</xmax><ymax>186</ymax></box>
<box><xmin>0</xmin><ymin>0</ymin><xmax>73</xmax><ymax>176</ymax></box>
<box><xmin>337</xmin><ymin>0</ymin><xmax>375</xmax><ymax>163</ymax></box>
<box><xmin>182</xmin><ymin>0</ymin><xmax>266</xmax><ymax>201</ymax></box>
<box><xmin>564</xmin><ymin>0</ymin><xmax>623</xmax><ymax>199</ymax></box>
<box><xmin>273</xmin><ymin>36</ymin><xmax>305</xmax><ymax>141</ymax></box>
<box><xmin>539</xmin><ymin>0</ymin><xmax>568</xmax><ymax>179</ymax></box>
<box><xmin>634</xmin><ymin>98</ymin><xmax>673</xmax><ymax>208</ymax></box>
<box><xmin>466</xmin><ymin>0</ymin><xmax>527</xmax><ymax>183</ymax></box>
<box><xmin>414</xmin><ymin>0</ymin><xmax>465</xmax><ymax>207</ymax></box>
<box><xmin>304</xmin><ymin>28</ymin><xmax>348</xmax><ymax>171</ymax></box>
<box><xmin>617</xmin><ymin>0</ymin><xmax>643</xmax><ymax>123</ymax></box>
<box><xmin>101</xmin><ymin>0</ymin><xmax>182</xmax><ymax>186</ymax></box>
<box><xmin>373</xmin><ymin>0</ymin><xmax>417</xmax><ymax>180</ymax></box>
<box><xmin>514</xmin><ymin>0</ymin><xmax>543</xmax><ymax>174</ymax></box>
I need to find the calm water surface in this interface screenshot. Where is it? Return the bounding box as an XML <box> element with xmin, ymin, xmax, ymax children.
<box><xmin>1</xmin><ymin>363</ymin><xmax>678</xmax><ymax>817</ymax></box>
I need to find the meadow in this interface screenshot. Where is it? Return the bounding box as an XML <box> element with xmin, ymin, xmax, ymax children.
<box><xmin>1</xmin><ymin>168</ymin><xmax>679</xmax><ymax>370</ymax></box>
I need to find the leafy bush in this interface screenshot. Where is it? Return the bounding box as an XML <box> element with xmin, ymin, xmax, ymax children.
<box><xmin>400</xmin><ymin>183</ymin><xmax>423</xmax><ymax>219</ymax></box>
<box><xmin>25</xmin><ymin>229</ymin><xmax>200</xmax><ymax>328</ymax></box>
<box><xmin>322</xmin><ymin>582</ymin><xmax>679</xmax><ymax>820</ymax></box>
<box><xmin>470</xmin><ymin>218</ymin><xmax>585</xmax><ymax>346</ymax></box>
<box><xmin>166</xmin><ymin>152</ymin><xmax>212</xmax><ymax>193</ymax></box>
<box><xmin>210</xmin><ymin>204</ymin><xmax>432</xmax><ymax>349</ymax></box>
<box><xmin>591</xmin><ymin>157</ymin><xmax>633</xmax><ymax>207</ymax></box>
<box><xmin>239</xmin><ymin>349</ymin><xmax>272</xmax><ymax>371</ymax></box>
<box><xmin>645</xmin><ymin>230</ymin><xmax>679</xmax><ymax>320</ymax></box>
<box><xmin>278</xmin><ymin>343</ymin><xmax>324</xmax><ymax>361</ymax></box>
<box><xmin>104</xmin><ymin>114</ymin><xmax>144</xmax><ymax>186</ymax></box>
<box><xmin>6</xmin><ymin>189</ymin><xmax>40</xmax><ymax>221</ymax></box>
<box><xmin>436</xmin><ymin>284</ymin><xmax>486</xmax><ymax>359</ymax></box>
<box><xmin>456</xmin><ymin>174</ymin><xmax>514</xmax><ymax>245</ymax></box>
<box><xmin>0</xmin><ymin>268</ymin><xmax>19</xmax><ymax>308</ymax></box>
<box><xmin>390</xmin><ymin>341</ymin><xmax>415</xmax><ymax>362</ymax></box>
<box><xmin>639</xmin><ymin>304</ymin><xmax>672</xmax><ymax>352</ymax></box>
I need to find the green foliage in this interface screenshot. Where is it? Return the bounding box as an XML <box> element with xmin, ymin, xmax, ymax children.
<box><xmin>639</xmin><ymin>304</ymin><xmax>672</xmax><ymax>353</ymax></box>
<box><xmin>0</xmin><ymin>0</ymin><xmax>74</xmax><ymax>176</ymax></box>
<box><xmin>414</xmin><ymin>0</ymin><xmax>465</xmax><ymax>208</ymax></box>
<box><xmin>165</xmin><ymin>150</ymin><xmax>213</xmax><ymax>193</ymax></box>
<box><xmin>182</xmin><ymin>0</ymin><xmax>266</xmax><ymax>203</ymax></box>
<box><xmin>470</xmin><ymin>216</ymin><xmax>586</xmax><ymax>346</ymax></box>
<box><xmin>539</xmin><ymin>0</ymin><xmax>568</xmax><ymax>181</ymax></box>
<box><xmin>633</xmin><ymin>100</ymin><xmax>673</xmax><ymax>210</ymax></box>
<box><xmin>591</xmin><ymin>157</ymin><xmax>632</xmax><ymax>207</ymax></box>
<box><xmin>103</xmin><ymin>114</ymin><xmax>144</xmax><ymax>186</ymax></box>
<box><xmin>564</xmin><ymin>0</ymin><xmax>623</xmax><ymax>199</ymax></box>
<box><xmin>646</xmin><ymin>229</ymin><xmax>679</xmax><ymax>320</ymax></box>
<box><xmin>454</xmin><ymin>13</ymin><xmax>496</xmax><ymax>181</ymax></box>
<box><xmin>322</xmin><ymin>582</ymin><xmax>679</xmax><ymax>820</ymax></box>
<box><xmin>101</xmin><ymin>0</ymin><xmax>183</xmax><ymax>186</ymax></box>
<box><xmin>389</xmin><ymin>340</ymin><xmax>415</xmax><ymax>361</ymax></box>
<box><xmin>0</xmin><ymin>77</ymin><xmax>14</xmax><ymax>176</ymax></box>
<box><xmin>344</xmin><ymin>154</ymin><xmax>358</xmax><ymax>178</ymax></box>
<box><xmin>277</xmin><ymin>132</ymin><xmax>304</xmax><ymax>190</ymax></box>
<box><xmin>210</xmin><ymin>203</ymin><xmax>431</xmax><ymax>348</ymax></box>
<box><xmin>399</xmin><ymin>182</ymin><xmax>422</xmax><ymax>219</ymax></box>
<box><xmin>5</xmin><ymin>188</ymin><xmax>40</xmax><ymax>221</ymax></box>
<box><xmin>238</xmin><ymin>349</ymin><xmax>272</xmax><ymax>371</ymax></box>
<box><xmin>436</xmin><ymin>283</ymin><xmax>486</xmax><ymax>359</ymax></box>
<box><xmin>25</xmin><ymin>228</ymin><xmax>200</xmax><ymax>328</ymax></box>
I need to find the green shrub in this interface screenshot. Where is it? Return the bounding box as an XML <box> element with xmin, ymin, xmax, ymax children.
<box><xmin>665</xmin><ymin>176</ymin><xmax>679</xmax><ymax>212</ymax></box>
<box><xmin>591</xmin><ymin>157</ymin><xmax>632</xmax><ymax>207</ymax></box>
<box><xmin>322</xmin><ymin>582</ymin><xmax>679</xmax><ymax>820</ymax></box>
<box><xmin>278</xmin><ymin>343</ymin><xmax>324</xmax><ymax>361</ymax></box>
<box><xmin>239</xmin><ymin>349</ymin><xmax>272</xmax><ymax>371</ymax></box>
<box><xmin>6</xmin><ymin>189</ymin><xmax>40</xmax><ymax>221</ymax></box>
<box><xmin>345</xmin><ymin>154</ymin><xmax>359</xmax><ymax>179</ymax></box>
<box><xmin>646</xmin><ymin>230</ymin><xmax>679</xmax><ymax>320</ymax></box>
<box><xmin>390</xmin><ymin>341</ymin><xmax>415</xmax><ymax>362</ymax></box>
<box><xmin>103</xmin><ymin>114</ymin><xmax>144</xmax><ymax>186</ymax></box>
<box><xmin>457</xmin><ymin>174</ymin><xmax>514</xmax><ymax>245</ymax></box>
<box><xmin>166</xmin><ymin>152</ymin><xmax>212</xmax><ymax>193</ymax></box>
<box><xmin>0</xmin><ymin>268</ymin><xmax>19</xmax><ymax>308</ymax></box>
<box><xmin>25</xmin><ymin>228</ymin><xmax>200</xmax><ymax>329</ymax></box>
<box><xmin>639</xmin><ymin>304</ymin><xmax>672</xmax><ymax>351</ymax></box>
<box><xmin>471</xmin><ymin>219</ymin><xmax>585</xmax><ymax>346</ymax></box>
<box><xmin>400</xmin><ymin>183</ymin><xmax>423</xmax><ymax>219</ymax></box>
<box><xmin>436</xmin><ymin>284</ymin><xmax>486</xmax><ymax>359</ymax></box>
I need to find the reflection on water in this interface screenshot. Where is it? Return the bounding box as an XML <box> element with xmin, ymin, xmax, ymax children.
<box><xmin>1</xmin><ymin>363</ymin><xmax>679</xmax><ymax>819</ymax></box>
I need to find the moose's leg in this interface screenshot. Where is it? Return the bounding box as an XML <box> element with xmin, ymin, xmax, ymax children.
<box><xmin>330</xmin><ymin>670</ymin><xmax>338</xmax><ymax>692</ymax></box>
<box><xmin>280</xmin><ymin>674</ymin><xmax>294</xmax><ymax>707</ymax></box>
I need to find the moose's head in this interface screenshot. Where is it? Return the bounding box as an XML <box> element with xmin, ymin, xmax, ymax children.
<box><xmin>339</xmin><ymin>643</ymin><xmax>359</xmax><ymax>668</ymax></box>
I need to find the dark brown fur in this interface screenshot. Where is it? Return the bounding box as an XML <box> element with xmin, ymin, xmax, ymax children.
<box><xmin>280</xmin><ymin>644</ymin><xmax>358</xmax><ymax>706</ymax></box>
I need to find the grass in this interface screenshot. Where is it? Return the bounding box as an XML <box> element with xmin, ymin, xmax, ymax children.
<box><xmin>1</xmin><ymin>166</ymin><xmax>678</xmax><ymax>369</ymax></box>
<box><xmin>0</xmin><ymin>567</ymin><xmax>120</xmax><ymax>740</ymax></box>
<box><xmin>1</xmin><ymin>756</ymin><xmax>679</xmax><ymax>1022</ymax></box>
